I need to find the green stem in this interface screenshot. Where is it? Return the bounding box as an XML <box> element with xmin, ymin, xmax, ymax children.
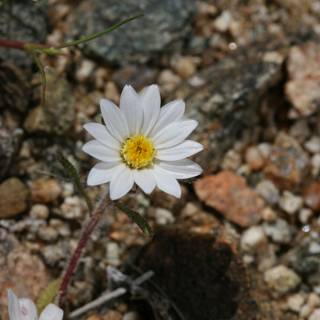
<box><xmin>56</xmin><ymin>14</ymin><xmax>143</xmax><ymax>49</ymax></box>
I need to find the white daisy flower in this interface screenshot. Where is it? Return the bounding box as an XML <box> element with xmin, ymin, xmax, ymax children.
<box><xmin>7</xmin><ymin>289</ymin><xmax>63</xmax><ymax>320</ymax></box>
<box><xmin>82</xmin><ymin>84</ymin><xmax>203</xmax><ymax>200</ymax></box>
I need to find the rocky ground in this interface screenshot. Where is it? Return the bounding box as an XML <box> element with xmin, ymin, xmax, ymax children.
<box><xmin>1</xmin><ymin>0</ymin><xmax>320</xmax><ymax>319</ymax></box>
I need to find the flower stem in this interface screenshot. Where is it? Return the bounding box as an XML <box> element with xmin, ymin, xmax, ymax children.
<box><xmin>58</xmin><ymin>191</ymin><xmax>109</xmax><ymax>306</ymax></box>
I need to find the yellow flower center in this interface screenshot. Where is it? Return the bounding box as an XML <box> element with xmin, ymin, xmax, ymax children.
<box><xmin>121</xmin><ymin>135</ymin><xmax>156</xmax><ymax>169</ymax></box>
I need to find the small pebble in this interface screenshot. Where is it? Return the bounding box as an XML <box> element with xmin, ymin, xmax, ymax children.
<box><xmin>309</xmin><ymin>242</ymin><xmax>320</xmax><ymax>254</ymax></box>
<box><xmin>106</xmin><ymin>242</ymin><xmax>121</xmax><ymax>266</ymax></box>
<box><xmin>171</xmin><ymin>55</ymin><xmax>198</xmax><ymax>79</ymax></box>
<box><xmin>154</xmin><ymin>208</ymin><xmax>175</xmax><ymax>225</ymax></box>
<box><xmin>241</xmin><ymin>226</ymin><xmax>267</xmax><ymax>252</ymax></box>
<box><xmin>255</xmin><ymin>180</ymin><xmax>280</xmax><ymax>205</ymax></box>
<box><xmin>158</xmin><ymin>70</ymin><xmax>181</xmax><ymax>93</ymax></box>
<box><xmin>104</xmin><ymin>81</ymin><xmax>120</xmax><ymax>104</ymax></box>
<box><xmin>264</xmin><ymin>265</ymin><xmax>301</xmax><ymax>294</ymax></box>
<box><xmin>59</xmin><ymin>196</ymin><xmax>83</xmax><ymax>219</ymax></box>
<box><xmin>221</xmin><ymin>149</ymin><xmax>242</xmax><ymax>171</ymax></box>
<box><xmin>263</xmin><ymin>219</ymin><xmax>292</xmax><ymax>244</ymax></box>
<box><xmin>299</xmin><ymin>208</ymin><xmax>314</xmax><ymax>224</ymax></box>
<box><xmin>37</xmin><ymin>226</ymin><xmax>59</xmax><ymax>242</ymax></box>
<box><xmin>245</xmin><ymin>146</ymin><xmax>265</xmax><ymax>171</ymax></box>
<box><xmin>213</xmin><ymin>10</ymin><xmax>232</xmax><ymax>32</ymax></box>
<box><xmin>287</xmin><ymin>293</ymin><xmax>305</xmax><ymax>313</ymax></box>
<box><xmin>304</xmin><ymin>182</ymin><xmax>320</xmax><ymax>211</ymax></box>
<box><xmin>123</xmin><ymin>311</ymin><xmax>141</xmax><ymax>320</ymax></box>
<box><xmin>279</xmin><ymin>191</ymin><xmax>303</xmax><ymax>215</ymax></box>
<box><xmin>31</xmin><ymin>178</ymin><xmax>61</xmax><ymax>204</ymax></box>
<box><xmin>309</xmin><ymin>308</ymin><xmax>320</xmax><ymax>320</ymax></box>
<box><xmin>29</xmin><ymin>204</ymin><xmax>49</xmax><ymax>220</ymax></box>
<box><xmin>289</xmin><ymin>119</ymin><xmax>310</xmax><ymax>143</ymax></box>
<box><xmin>311</xmin><ymin>154</ymin><xmax>320</xmax><ymax>176</ymax></box>
<box><xmin>257</xmin><ymin>143</ymin><xmax>272</xmax><ymax>159</ymax></box>
<box><xmin>262</xmin><ymin>207</ymin><xmax>278</xmax><ymax>222</ymax></box>
<box><xmin>305</xmin><ymin>136</ymin><xmax>320</xmax><ymax>154</ymax></box>
<box><xmin>76</xmin><ymin>59</ymin><xmax>95</xmax><ymax>82</ymax></box>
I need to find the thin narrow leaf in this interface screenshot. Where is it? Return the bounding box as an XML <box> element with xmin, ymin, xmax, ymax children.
<box><xmin>56</xmin><ymin>14</ymin><xmax>143</xmax><ymax>49</ymax></box>
<box><xmin>36</xmin><ymin>278</ymin><xmax>61</xmax><ymax>314</ymax></box>
<box><xmin>57</xmin><ymin>152</ymin><xmax>93</xmax><ymax>211</ymax></box>
<box><xmin>116</xmin><ymin>203</ymin><xmax>152</xmax><ymax>236</ymax></box>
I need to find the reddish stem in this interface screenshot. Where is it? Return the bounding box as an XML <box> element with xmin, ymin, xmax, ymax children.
<box><xmin>0</xmin><ymin>38</ymin><xmax>49</xmax><ymax>50</ymax></box>
<box><xmin>58</xmin><ymin>196</ymin><xmax>109</xmax><ymax>305</ymax></box>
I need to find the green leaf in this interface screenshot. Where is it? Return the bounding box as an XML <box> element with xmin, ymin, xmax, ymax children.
<box><xmin>57</xmin><ymin>152</ymin><xmax>93</xmax><ymax>211</ymax></box>
<box><xmin>116</xmin><ymin>203</ymin><xmax>153</xmax><ymax>236</ymax></box>
<box><xmin>36</xmin><ymin>278</ymin><xmax>61</xmax><ymax>314</ymax></box>
<box><xmin>56</xmin><ymin>13</ymin><xmax>143</xmax><ymax>49</ymax></box>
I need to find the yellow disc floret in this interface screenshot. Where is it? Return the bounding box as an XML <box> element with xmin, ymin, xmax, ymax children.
<box><xmin>121</xmin><ymin>135</ymin><xmax>156</xmax><ymax>169</ymax></box>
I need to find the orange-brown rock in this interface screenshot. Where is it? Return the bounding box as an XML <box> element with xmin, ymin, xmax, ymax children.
<box><xmin>194</xmin><ymin>171</ymin><xmax>264</xmax><ymax>227</ymax></box>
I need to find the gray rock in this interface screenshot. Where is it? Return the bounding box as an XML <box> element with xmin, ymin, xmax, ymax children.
<box><xmin>0</xmin><ymin>1</ymin><xmax>48</xmax><ymax>68</ymax></box>
<box><xmin>67</xmin><ymin>0</ymin><xmax>196</xmax><ymax>65</ymax></box>
<box><xmin>172</xmin><ymin>43</ymin><xmax>283</xmax><ymax>171</ymax></box>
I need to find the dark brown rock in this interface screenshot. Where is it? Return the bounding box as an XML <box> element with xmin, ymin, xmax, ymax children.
<box><xmin>194</xmin><ymin>171</ymin><xmax>264</xmax><ymax>227</ymax></box>
<box><xmin>136</xmin><ymin>227</ymin><xmax>258</xmax><ymax>320</ymax></box>
<box><xmin>0</xmin><ymin>178</ymin><xmax>29</xmax><ymax>218</ymax></box>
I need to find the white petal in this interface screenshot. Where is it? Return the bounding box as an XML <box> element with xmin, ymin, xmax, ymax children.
<box><xmin>139</xmin><ymin>85</ymin><xmax>161</xmax><ymax>135</ymax></box>
<box><xmin>100</xmin><ymin>99</ymin><xmax>129</xmax><ymax>141</ymax></box>
<box><xmin>8</xmin><ymin>290</ymin><xmax>21</xmax><ymax>320</ymax></box>
<box><xmin>19</xmin><ymin>299</ymin><xmax>37</xmax><ymax>320</ymax></box>
<box><xmin>150</xmin><ymin>100</ymin><xmax>185</xmax><ymax>137</ymax></box>
<box><xmin>152</xmin><ymin>165</ymin><xmax>181</xmax><ymax>198</ymax></box>
<box><xmin>120</xmin><ymin>85</ymin><xmax>143</xmax><ymax>135</ymax></box>
<box><xmin>153</xmin><ymin>120</ymin><xmax>198</xmax><ymax>149</ymax></box>
<box><xmin>133</xmin><ymin>169</ymin><xmax>156</xmax><ymax>194</ymax></box>
<box><xmin>83</xmin><ymin>123</ymin><xmax>120</xmax><ymax>150</ymax></box>
<box><xmin>82</xmin><ymin>140</ymin><xmax>121</xmax><ymax>162</ymax></box>
<box><xmin>39</xmin><ymin>304</ymin><xmax>63</xmax><ymax>320</ymax></box>
<box><xmin>109</xmin><ymin>165</ymin><xmax>134</xmax><ymax>200</ymax></box>
<box><xmin>87</xmin><ymin>162</ymin><xmax>121</xmax><ymax>186</ymax></box>
<box><xmin>156</xmin><ymin>140</ymin><xmax>203</xmax><ymax>161</ymax></box>
<box><xmin>158</xmin><ymin>159</ymin><xmax>203</xmax><ymax>179</ymax></box>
